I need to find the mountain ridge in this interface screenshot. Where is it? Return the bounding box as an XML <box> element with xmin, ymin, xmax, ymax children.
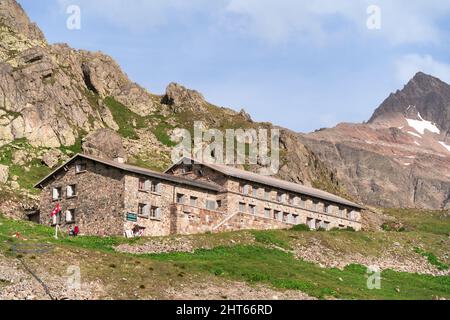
<box><xmin>301</xmin><ymin>72</ymin><xmax>450</xmax><ymax>209</ymax></box>
<box><xmin>0</xmin><ymin>0</ymin><xmax>347</xmax><ymax>219</ymax></box>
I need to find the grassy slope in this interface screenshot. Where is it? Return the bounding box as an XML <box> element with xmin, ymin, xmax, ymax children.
<box><xmin>0</xmin><ymin>139</ymin><xmax>52</xmax><ymax>193</ymax></box>
<box><xmin>0</xmin><ymin>208</ymin><xmax>449</xmax><ymax>300</ymax></box>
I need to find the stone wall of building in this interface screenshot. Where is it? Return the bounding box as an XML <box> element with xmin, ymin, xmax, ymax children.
<box><xmin>216</xmin><ymin>212</ymin><xmax>292</xmax><ymax>233</ymax></box>
<box><xmin>169</xmin><ymin>164</ymin><xmax>362</xmax><ymax>231</ymax></box>
<box><xmin>37</xmin><ymin>156</ymin><xmax>362</xmax><ymax>237</ymax></box>
<box><xmin>123</xmin><ymin>174</ymin><xmax>223</xmax><ymax>236</ymax></box>
<box><xmin>39</xmin><ymin>159</ymin><xmax>125</xmax><ymax>236</ymax></box>
<box><xmin>170</xmin><ymin>204</ymin><xmax>228</xmax><ymax>235</ymax></box>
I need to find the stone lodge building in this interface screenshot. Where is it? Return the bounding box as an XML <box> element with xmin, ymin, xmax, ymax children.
<box><xmin>34</xmin><ymin>154</ymin><xmax>363</xmax><ymax>237</ymax></box>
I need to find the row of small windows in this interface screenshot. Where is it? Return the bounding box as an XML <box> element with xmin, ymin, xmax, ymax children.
<box><xmin>52</xmin><ymin>185</ymin><xmax>77</xmax><ymax>201</ymax></box>
<box><xmin>138</xmin><ymin>178</ymin><xmax>163</xmax><ymax>193</ymax></box>
<box><xmin>239</xmin><ymin>202</ymin><xmax>301</xmax><ymax>224</ymax></box>
<box><xmin>52</xmin><ymin>209</ymin><xmax>76</xmax><ymax>225</ymax></box>
<box><xmin>239</xmin><ymin>202</ymin><xmax>358</xmax><ymax>221</ymax></box>
<box><xmin>239</xmin><ymin>183</ymin><xmax>352</xmax><ymax>217</ymax></box>
<box><xmin>176</xmin><ymin>193</ymin><xmax>222</xmax><ymax>211</ymax></box>
<box><xmin>137</xmin><ymin>203</ymin><xmax>162</xmax><ymax>220</ymax></box>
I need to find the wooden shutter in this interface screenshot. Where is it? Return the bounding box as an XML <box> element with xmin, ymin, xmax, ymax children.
<box><xmin>156</xmin><ymin>208</ymin><xmax>161</xmax><ymax>219</ymax></box>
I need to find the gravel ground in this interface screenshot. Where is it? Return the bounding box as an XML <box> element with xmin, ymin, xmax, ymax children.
<box><xmin>292</xmin><ymin>240</ymin><xmax>449</xmax><ymax>276</ymax></box>
<box><xmin>0</xmin><ymin>254</ymin><xmax>105</xmax><ymax>300</ymax></box>
<box><xmin>164</xmin><ymin>280</ymin><xmax>316</xmax><ymax>300</ymax></box>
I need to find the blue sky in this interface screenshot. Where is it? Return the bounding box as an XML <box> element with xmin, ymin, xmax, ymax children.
<box><xmin>18</xmin><ymin>0</ymin><xmax>450</xmax><ymax>133</ymax></box>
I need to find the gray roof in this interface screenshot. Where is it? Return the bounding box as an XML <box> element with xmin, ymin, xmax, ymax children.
<box><xmin>34</xmin><ymin>154</ymin><xmax>222</xmax><ymax>193</ymax></box>
<box><xmin>166</xmin><ymin>157</ymin><xmax>364</xmax><ymax>210</ymax></box>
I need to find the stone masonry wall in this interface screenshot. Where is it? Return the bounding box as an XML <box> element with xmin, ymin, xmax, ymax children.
<box><xmin>123</xmin><ymin>174</ymin><xmax>222</xmax><ymax>236</ymax></box>
<box><xmin>216</xmin><ymin>212</ymin><xmax>292</xmax><ymax>233</ymax></box>
<box><xmin>169</xmin><ymin>163</ymin><xmax>362</xmax><ymax>231</ymax></box>
<box><xmin>170</xmin><ymin>204</ymin><xmax>228</xmax><ymax>235</ymax></box>
<box><xmin>39</xmin><ymin>159</ymin><xmax>125</xmax><ymax>236</ymax></box>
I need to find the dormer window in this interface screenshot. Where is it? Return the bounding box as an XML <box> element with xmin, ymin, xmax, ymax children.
<box><xmin>75</xmin><ymin>162</ymin><xmax>87</xmax><ymax>173</ymax></box>
<box><xmin>181</xmin><ymin>165</ymin><xmax>193</xmax><ymax>174</ymax></box>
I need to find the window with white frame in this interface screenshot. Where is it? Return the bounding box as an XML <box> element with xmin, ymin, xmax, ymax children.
<box><xmin>190</xmin><ymin>196</ymin><xmax>198</xmax><ymax>207</ymax></box>
<box><xmin>276</xmin><ymin>192</ymin><xmax>283</xmax><ymax>202</ymax></box>
<box><xmin>150</xmin><ymin>206</ymin><xmax>162</xmax><ymax>220</ymax></box>
<box><xmin>206</xmin><ymin>200</ymin><xmax>217</xmax><ymax>210</ymax></box>
<box><xmin>312</xmin><ymin>200</ymin><xmax>319</xmax><ymax>212</ymax></box>
<box><xmin>249</xmin><ymin>204</ymin><xmax>256</xmax><ymax>215</ymax></box>
<box><xmin>138</xmin><ymin>178</ymin><xmax>148</xmax><ymax>191</ymax></box>
<box><xmin>252</xmin><ymin>187</ymin><xmax>258</xmax><ymax>198</ymax></box>
<box><xmin>138</xmin><ymin>203</ymin><xmax>150</xmax><ymax>217</ymax></box>
<box><xmin>66</xmin><ymin>185</ymin><xmax>77</xmax><ymax>198</ymax></box>
<box><xmin>65</xmin><ymin>209</ymin><xmax>75</xmax><ymax>223</ymax></box>
<box><xmin>176</xmin><ymin>193</ymin><xmax>185</xmax><ymax>204</ymax></box>
<box><xmin>264</xmin><ymin>208</ymin><xmax>271</xmax><ymax>218</ymax></box>
<box><xmin>300</xmin><ymin>197</ymin><xmax>307</xmax><ymax>208</ymax></box>
<box><xmin>151</xmin><ymin>181</ymin><xmax>162</xmax><ymax>193</ymax></box>
<box><xmin>239</xmin><ymin>202</ymin><xmax>246</xmax><ymax>212</ymax></box>
<box><xmin>264</xmin><ymin>189</ymin><xmax>271</xmax><ymax>200</ymax></box>
<box><xmin>274</xmin><ymin>210</ymin><xmax>281</xmax><ymax>221</ymax></box>
<box><xmin>52</xmin><ymin>187</ymin><xmax>62</xmax><ymax>201</ymax></box>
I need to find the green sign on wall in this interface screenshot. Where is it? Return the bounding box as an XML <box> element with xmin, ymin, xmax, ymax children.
<box><xmin>127</xmin><ymin>213</ymin><xmax>138</xmax><ymax>222</ymax></box>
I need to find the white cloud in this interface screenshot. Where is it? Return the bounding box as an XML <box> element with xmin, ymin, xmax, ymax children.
<box><xmin>223</xmin><ymin>0</ymin><xmax>450</xmax><ymax>45</ymax></box>
<box><xmin>395</xmin><ymin>54</ymin><xmax>450</xmax><ymax>84</ymax></box>
<box><xmin>56</xmin><ymin>0</ymin><xmax>450</xmax><ymax>45</ymax></box>
<box><xmin>57</xmin><ymin>0</ymin><xmax>217</xmax><ymax>32</ymax></box>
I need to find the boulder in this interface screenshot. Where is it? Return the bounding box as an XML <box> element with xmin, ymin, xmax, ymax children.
<box><xmin>0</xmin><ymin>164</ymin><xmax>9</xmax><ymax>183</ymax></box>
<box><xmin>41</xmin><ymin>149</ymin><xmax>64</xmax><ymax>168</ymax></box>
<box><xmin>12</xmin><ymin>149</ymin><xmax>27</xmax><ymax>165</ymax></box>
<box><xmin>82</xmin><ymin>129</ymin><xmax>127</xmax><ymax>162</ymax></box>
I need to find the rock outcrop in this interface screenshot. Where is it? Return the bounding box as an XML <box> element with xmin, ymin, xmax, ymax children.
<box><xmin>370</xmin><ymin>72</ymin><xmax>450</xmax><ymax>136</ymax></box>
<box><xmin>82</xmin><ymin>129</ymin><xmax>127</xmax><ymax>161</ymax></box>
<box><xmin>162</xmin><ymin>82</ymin><xmax>208</xmax><ymax>113</ymax></box>
<box><xmin>0</xmin><ymin>1</ymin><xmax>157</xmax><ymax>149</ymax></box>
<box><xmin>0</xmin><ymin>0</ymin><xmax>45</xmax><ymax>42</ymax></box>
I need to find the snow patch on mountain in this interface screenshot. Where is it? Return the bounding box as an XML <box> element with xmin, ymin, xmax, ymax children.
<box><xmin>406</xmin><ymin>113</ymin><xmax>440</xmax><ymax>135</ymax></box>
<box><xmin>408</xmin><ymin>131</ymin><xmax>422</xmax><ymax>139</ymax></box>
<box><xmin>438</xmin><ymin>141</ymin><xmax>450</xmax><ymax>152</ymax></box>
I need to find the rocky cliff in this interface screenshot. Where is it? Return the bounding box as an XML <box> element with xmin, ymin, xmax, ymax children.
<box><xmin>0</xmin><ymin>0</ymin><xmax>345</xmax><ymax>218</ymax></box>
<box><xmin>301</xmin><ymin>72</ymin><xmax>450</xmax><ymax>209</ymax></box>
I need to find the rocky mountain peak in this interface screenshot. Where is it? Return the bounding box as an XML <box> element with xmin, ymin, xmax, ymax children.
<box><xmin>369</xmin><ymin>72</ymin><xmax>450</xmax><ymax>136</ymax></box>
<box><xmin>0</xmin><ymin>0</ymin><xmax>45</xmax><ymax>41</ymax></box>
<box><xmin>162</xmin><ymin>82</ymin><xmax>208</xmax><ymax>113</ymax></box>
